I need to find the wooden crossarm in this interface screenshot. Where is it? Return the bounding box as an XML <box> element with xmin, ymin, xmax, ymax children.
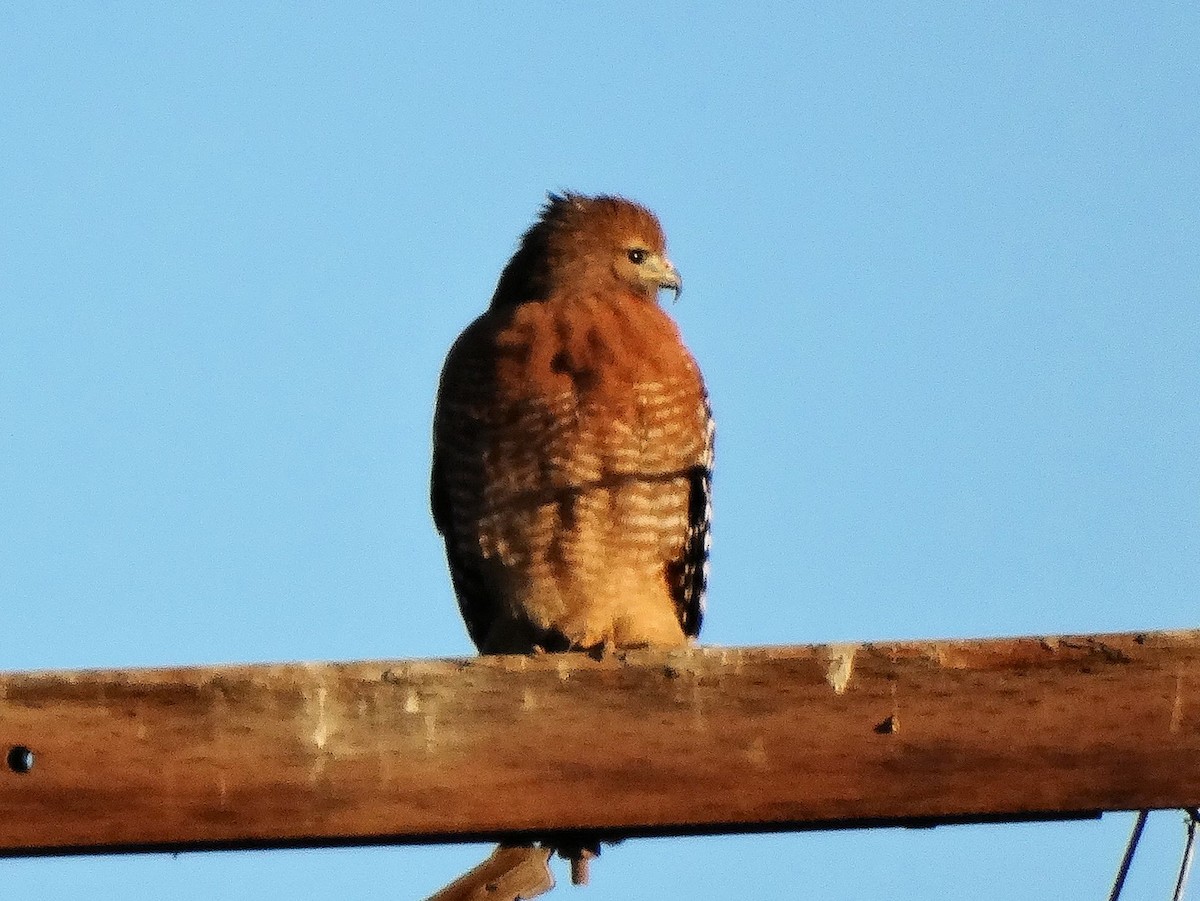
<box><xmin>2</xmin><ymin>629</ymin><xmax>1198</xmax><ymax>856</ymax></box>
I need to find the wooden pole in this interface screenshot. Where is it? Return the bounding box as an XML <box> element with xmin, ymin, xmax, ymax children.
<box><xmin>425</xmin><ymin>845</ymin><xmax>554</xmax><ymax>901</ymax></box>
<box><xmin>2</xmin><ymin>629</ymin><xmax>1198</xmax><ymax>856</ymax></box>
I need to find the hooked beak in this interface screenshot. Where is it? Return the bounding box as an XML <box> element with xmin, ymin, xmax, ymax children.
<box><xmin>656</xmin><ymin>257</ymin><xmax>682</xmax><ymax>302</ymax></box>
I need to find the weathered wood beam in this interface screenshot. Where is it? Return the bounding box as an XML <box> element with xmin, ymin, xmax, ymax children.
<box><xmin>1</xmin><ymin>629</ymin><xmax>1198</xmax><ymax>856</ymax></box>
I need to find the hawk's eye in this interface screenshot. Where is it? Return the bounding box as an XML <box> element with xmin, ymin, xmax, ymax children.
<box><xmin>627</xmin><ymin>248</ymin><xmax>647</xmax><ymax>265</ymax></box>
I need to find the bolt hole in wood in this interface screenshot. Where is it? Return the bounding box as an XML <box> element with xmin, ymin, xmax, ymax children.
<box><xmin>7</xmin><ymin>745</ymin><xmax>35</xmax><ymax>774</ymax></box>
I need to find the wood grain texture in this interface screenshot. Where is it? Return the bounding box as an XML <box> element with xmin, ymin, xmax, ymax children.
<box><xmin>426</xmin><ymin>845</ymin><xmax>554</xmax><ymax>901</ymax></box>
<box><xmin>1</xmin><ymin>630</ymin><xmax>1198</xmax><ymax>856</ymax></box>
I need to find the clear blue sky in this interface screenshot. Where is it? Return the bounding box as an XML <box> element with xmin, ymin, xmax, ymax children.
<box><xmin>3</xmin><ymin>3</ymin><xmax>1198</xmax><ymax>898</ymax></box>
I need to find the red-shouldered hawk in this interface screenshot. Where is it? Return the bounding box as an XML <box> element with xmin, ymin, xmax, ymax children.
<box><xmin>431</xmin><ymin>192</ymin><xmax>713</xmax><ymax>660</ymax></box>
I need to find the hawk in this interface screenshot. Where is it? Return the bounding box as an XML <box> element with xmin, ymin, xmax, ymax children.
<box><xmin>431</xmin><ymin>192</ymin><xmax>713</xmax><ymax>658</ymax></box>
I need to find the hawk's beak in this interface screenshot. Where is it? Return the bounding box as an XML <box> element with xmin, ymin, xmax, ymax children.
<box><xmin>656</xmin><ymin>258</ymin><xmax>682</xmax><ymax>302</ymax></box>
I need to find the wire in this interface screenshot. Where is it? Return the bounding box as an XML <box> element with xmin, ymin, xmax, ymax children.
<box><xmin>1171</xmin><ymin>809</ymin><xmax>1200</xmax><ymax>901</ymax></box>
<box><xmin>1108</xmin><ymin>810</ymin><xmax>1149</xmax><ymax>901</ymax></box>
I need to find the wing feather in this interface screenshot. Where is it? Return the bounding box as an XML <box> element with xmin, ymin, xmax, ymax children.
<box><xmin>669</xmin><ymin>399</ymin><xmax>714</xmax><ymax>638</ymax></box>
